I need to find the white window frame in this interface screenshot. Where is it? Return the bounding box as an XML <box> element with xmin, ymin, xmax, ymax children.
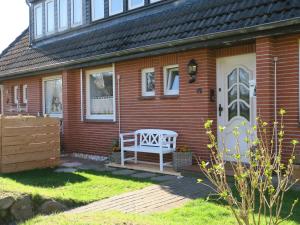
<box><xmin>141</xmin><ymin>68</ymin><xmax>155</xmax><ymax>97</ymax></box>
<box><xmin>109</xmin><ymin>0</ymin><xmax>123</xmax><ymax>16</ymax></box>
<box><xmin>71</xmin><ymin>0</ymin><xmax>83</xmax><ymax>27</ymax></box>
<box><xmin>14</xmin><ymin>86</ymin><xmax>19</xmax><ymax>104</ymax></box>
<box><xmin>164</xmin><ymin>65</ymin><xmax>180</xmax><ymax>96</ymax></box>
<box><xmin>128</xmin><ymin>0</ymin><xmax>144</xmax><ymax>10</ymax></box>
<box><xmin>23</xmin><ymin>85</ymin><xmax>28</xmax><ymax>104</ymax></box>
<box><xmin>58</xmin><ymin>0</ymin><xmax>68</xmax><ymax>31</ymax></box>
<box><xmin>86</xmin><ymin>66</ymin><xmax>116</xmax><ymax>121</ymax></box>
<box><xmin>92</xmin><ymin>0</ymin><xmax>105</xmax><ymax>21</ymax></box>
<box><xmin>150</xmin><ymin>0</ymin><xmax>160</xmax><ymax>3</ymax></box>
<box><xmin>45</xmin><ymin>0</ymin><xmax>55</xmax><ymax>34</ymax></box>
<box><xmin>42</xmin><ymin>75</ymin><xmax>63</xmax><ymax>118</ymax></box>
<box><xmin>34</xmin><ymin>3</ymin><xmax>43</xmax><ymax>38</ymax></box>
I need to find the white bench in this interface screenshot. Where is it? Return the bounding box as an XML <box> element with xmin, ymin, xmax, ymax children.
<box><xmin>120</xmin><ymin>129</ymin><xmax>178</xmax><ymax>172</ymax></box>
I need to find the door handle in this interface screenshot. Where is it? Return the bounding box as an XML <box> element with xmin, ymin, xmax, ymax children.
<box><xmin>219</xmin><ymin>104</ymin><xmax>223</xmax><ymax>117</ymax></box>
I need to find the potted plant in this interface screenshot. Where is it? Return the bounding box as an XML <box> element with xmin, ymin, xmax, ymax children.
<box><xmin>173</xmin><ymin>145</ymin><xmax>193</xmax><ymax>172</ymax></box>
<box><xmin>110</xmin><ymin>139</ymin><xmax>121</xmax><ymax>164</ymax></box>
<box><xmin>293</xmin><ymin>154</ymin><xmax>300</xmax><ymax>183</ymax></box>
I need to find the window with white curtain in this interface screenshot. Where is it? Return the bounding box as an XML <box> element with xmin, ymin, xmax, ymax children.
<box><xmin>164</xmin><ymin>65</ymin><xmax>179</xmax><ymax>96</ymax></box>
<box><xmin>43</xmin><ymin>76</ymin><xmax>63</xmax><ymax>117</ymax></box>
<box><xmin>23</xmin><ymin>85</ymin><xmax>28</xmax><ymax>104</ymax></box>
<box><xmin>34</xmin><ymin>4</ymin><xmax>43</xmax><ymax>37</ymax></box>
<box><xmin>58</xmin><ymin>0</ymin><xmax>68</xmax><ymax>30</ymax></box>
<box><xmin>129</xmin><ymin>0</ymin><xmax>144</xmax><ymax>10</ymax></box>
<box><xmin>141</xmin><ymin>68</ymin><xmax>155</xmax><ymax>96</ymax></box>
<box><xmin>86</xmin><ymin>68</ymin><xmax>115</xmax><ymax>120</ymax></box>
<box><xmin>109</xmin><ymin>0</ymin><xmax>123</xmax><ymax>15</ymax></box>
<box><xmin>46</xmin><ymin>0</ymin><xmax>55</xmax><ymax>34</ymax></box>
<box><xmin>92</xmin><ymin>0</ymin><xmax>105</xmax><ymax>21</ymax></box>
<box><xmin>71</xmin><ymin>0</ymin><xmax>83</xmax><ymax>26</ymax></box>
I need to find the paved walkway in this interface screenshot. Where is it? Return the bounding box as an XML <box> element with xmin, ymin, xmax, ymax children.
<box><xmin>60</xmin><ymin>156</ymin><xmax>213</xmax><ymax>214</ymax></box>
<box><xmin>68</xmin><ymin>177</ymin><xmax>211</xmax><ymax>214</ymax></box>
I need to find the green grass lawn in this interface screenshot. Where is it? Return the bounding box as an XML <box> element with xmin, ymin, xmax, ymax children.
<box><xmin>0</xmin><ymin>169</ymin><xmax>153</xmax><ymax>207</ymax></box>
<box><xmin>22</xmin><ymin>189</ymin><xmax>300</xmax><ymax>225</ymax></box>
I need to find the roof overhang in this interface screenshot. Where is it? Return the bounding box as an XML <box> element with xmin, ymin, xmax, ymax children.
<box><xmin>1</xmin><ymin>18</ymin><xmax>300</xmax><ymax>81</ymax></box>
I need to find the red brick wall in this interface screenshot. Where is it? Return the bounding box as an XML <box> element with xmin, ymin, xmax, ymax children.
<box><xmin>1</xmin><ymin>36</ymin><xmax>299</xmax><ymax>162</ymax></box>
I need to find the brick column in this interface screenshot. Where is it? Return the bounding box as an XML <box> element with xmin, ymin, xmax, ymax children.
<box><xmin>256</xmin><ymin>37</ymin><xmax>275</xmax><ymax>126</ymax></box>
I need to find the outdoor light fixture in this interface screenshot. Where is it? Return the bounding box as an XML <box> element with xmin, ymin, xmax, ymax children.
<box><xmin>187</xmin><ymin>59</ymin><xmax>198</xmax><ymax>83</ymax></box>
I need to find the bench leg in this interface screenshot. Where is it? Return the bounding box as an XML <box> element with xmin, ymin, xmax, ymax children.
<box><xmin>134</xmin><ymin>151</ymin><xmax>137</xmax><ymax>164</ymax></box>
<box><xmin>121</xmin><ymin>149</ymin><xmax>125</xmax><ymax>166</ymax></box>
<box><xmin>159</xmin><ymin>153</ymin><xmax>163</xmax><ymax>172</ymax></box>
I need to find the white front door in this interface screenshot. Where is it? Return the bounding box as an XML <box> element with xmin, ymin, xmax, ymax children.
<box><xmin>217</xmin><ymin>54</ymin><xmax>256</xmax><ymax>163</ymax></box>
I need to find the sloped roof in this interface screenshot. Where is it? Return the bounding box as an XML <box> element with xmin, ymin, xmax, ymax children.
<box><xmin>1</xmin><ymin>0</ymin><xmax>300</xmax><ymax>78</ymax></box>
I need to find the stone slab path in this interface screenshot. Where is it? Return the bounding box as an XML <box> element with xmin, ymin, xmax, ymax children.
<box><xmin>68</xmin><ymin>177</ymin><xmax>212</xmax><ymax>214</ymax></box>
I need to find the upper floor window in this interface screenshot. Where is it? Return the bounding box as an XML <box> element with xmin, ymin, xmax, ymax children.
<box><xmin>13</xmin><ymin>86</ymin><xmax>19</xmax><ymax>104</ymax></box>
<box><xmin>23</xmin><ymin>85</ymin><xmax>28</xmax><ymax>104</ymax></box>
<box><xmin>46</xmin><ymin>0</ymin><xmax>55</xmax><ymax>34</ymax></box>
<box><xmin>58</xmin><ymin>0</ymin><xmax>68</xmax><ymax>30</ymax></box>
<box><xmin>142</xmin><ymin>68</ymin><xmax>155</xmax><ymax>97</ymax></box>
<box><xmin>129</xmin><ymin>0</ymin><xmax>144</xmax><ymax>10</ymax></box>
<box><xmin>92</xmin><ymin>0</ymin><xmax>105</xmax><ymax>21</ymax></box>
<box><xmin>34</xmin><ymin>4</ymin><xmax>43</xmax><ymax>38</ymax></box>
<box><xmin>109</xmin><ymin>0</ymin><xmax>123</xmax><ymax>16</ymax></box>
<box><xmin>164</xmin><ymin>65</ymin><xmax>179</xmax><ymax>96</ymax></box>
<box><xmin>71</xmin><ymin>0</ymin><xmax>83</xmax><ymax>27</ymax></box>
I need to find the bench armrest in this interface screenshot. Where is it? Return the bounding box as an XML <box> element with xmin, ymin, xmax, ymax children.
<box><xmin>120</xmin><ymin>133</ymin><xmax>135</xmax><ymax>138</ymax></box>
<box><xmin>120</xmin><ymin>133</ymin><xmax>137</xmax><ymax>148</ymax></box>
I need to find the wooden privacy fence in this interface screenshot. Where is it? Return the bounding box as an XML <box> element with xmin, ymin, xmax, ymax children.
<box><xmin>0</xmin><ymin>116</ymin><xmax>60</xmax><ymax>173</ymax></box>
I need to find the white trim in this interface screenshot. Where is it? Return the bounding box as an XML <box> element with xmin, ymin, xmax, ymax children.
<box><xmin>128</xmin><ymin>0</ymin><xmax>144</xmax><ymax>10</ymax></box>
<box><xmin>23</xmin><ymin>84</ymin><xmax>28</xmax><ymax>104</ymax></box>
<box><xmin>85</xmin><ymin>66</ymin><xmax>116</xmax><ymax>121</ymax></box>
<box><xmin>80</xmin><ymin>69</ymin><xmax>84</xmax><ymax>122</ymax></box>
<box><xmin>163</xmin><ymin>65</ymin><xmax>179</xmax><ymax>96</ymax></box>
<box><xmin>91</xmin><ymin>0</ymin><xmax>105</xmax><ymax>21</ymax></box>
<box><xmin>34</xmin><ymin>3</ymin><xmax>43</xmax><ymax>38</ymax></box>
<box><xmin>42</xmin><ymin>75</ymin><xmax>63</xmax><ymax>118</ymax></box>
<box><xmin>71</xmin><ymin>0</ymin><xmax>83</xmax><ymax>27</ymax></box>
<box><xmin>150</xmin><ymin>0</ymin><xmax>160</xmax><ymax>3</ymax></box>
<box><xmin>14</xmin><ymin>85</ymin><xmax>19</xmax><ymax>104</ymax></box>
<box><xmin>109</xmin><ymin>0</ymin><xmax>123</xmax><ymax>16</ymax></box>
<box><xmin>0</xmin><ymin>85</ymin><xmax>3</xmax><ymax>115</ymax></box>
<box><xmin>45</xmin><ymin>0</ymin><xmax>55</xmax><ymax>34</ymax></box>
<box><xmin>58</xmin><ymin>0</ymin><xmax>68</xmax><ymax>31</ymax></box>
<box><xmin>141</xmin><ymin>68</ymin><xmax>155</xmax><ymax>97</ymax></box>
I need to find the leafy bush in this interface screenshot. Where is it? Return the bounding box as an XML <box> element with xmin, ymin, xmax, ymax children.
<box><xmin>198</xmin><ymin>109</ymin><xmax>299</xmax><ymax>225</ymax></box>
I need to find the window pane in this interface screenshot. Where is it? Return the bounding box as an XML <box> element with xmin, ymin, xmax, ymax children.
<box><xmin>46</xmin><ymin>1</ymin><xmax>55</xmax><ymax>33</ymax></box>
<box><xmin>228</xmin><ymin>101</ymin><xmax>237</xmax><ymax>121</ymax></box>
<box><xmin>239</xmin><ymin>68</ymin><xmax>249</xmax><ymax>87</ymax></box>
<box><xmin>35</xmin><ymin>5</ymin><xmax>43</xmax><ymax>37</ymax></box>
<box><xmin>90</xmin><ymin>73</ymin><xmax>113</xmax><ymax>115</ymax></box>
<box><xmin>44</xmin><ymin>79</ymin><xmax>63</xmax><ymax>115</ymax></box>
<box><xmin>168</xmin><ymin>69</ymin><xmax>179</xmax><ymax>91</ymax></box>
<box><xmin>239</xmin><ymin>85</ymin><xmax>249</xmax><ymax>104</ymax></box>
<box><xmin>145</xmin><ymin>72</ymin><xmax>155</xmax><ymax>92</ymax></box>
<box><xmin>228</xmin><ymin>85</ymin><xmax>237</xmax><ymax>105</ymax></box>
<box><xmin>130</xmin><ymin>0</ymin><xmax>144</xmax><ymax>9</ymax></box>
<box><xmin>93</xmin><ymin>0</ymin><xmax>105</xmax><ymax>20</ymax></box>
<box><xmin>228</xmin><ymin>69</ymin><xmax>237</xmax><ymax>89</ymax></box>
<box><xmin>72</xmin><ymin>0</ymin><xmax>82</xmax><ymax>25</ymax></box>
<box><xmin>110</xmin><ymin>0</ymin><xmax>123</xmax><ymax>15</ymax></box>
<box><xmin>240</xmin><ymin>102</ymin><xmax>250</xmax><ymax>121</ymax></box>
<box><xmin>59</xmin><ymin>0</ymin><xmax>68</xmax><ymax>29</ymax></box>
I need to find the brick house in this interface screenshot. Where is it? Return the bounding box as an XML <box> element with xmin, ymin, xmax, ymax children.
<box><xmin>0</xmin><ymin>0</ymin><xmax>299</xmax><ymax>163</ymax></box>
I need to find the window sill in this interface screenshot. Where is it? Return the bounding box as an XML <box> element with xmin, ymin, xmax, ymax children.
<box><xmin>84</xmin><ymin>119</ymin><xmax>116</xmax><ymax>123</ymax></box>
<box><xmin>138</xmin><ymin>96</ymin><xmax>156</xmax><ymax>100</ymax></box>
<box><xmin>160</xmin><ymin>95</ymin><xmax>179</xmax><ymax>99</ymax></box>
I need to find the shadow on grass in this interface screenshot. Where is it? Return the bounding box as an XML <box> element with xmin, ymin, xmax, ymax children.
<box><xmin>0</xmin><ymin>168</ymin><xmax>88</xmax><ymax>188</ymax></box>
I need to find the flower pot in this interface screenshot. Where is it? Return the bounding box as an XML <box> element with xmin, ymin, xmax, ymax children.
<box><xmin>292</xmin><ymin>164</ymin><xmax>300</xmax><ymax>183</ymax></box>
<box><xmin>111</xmin><ymin>152</ymin><xmax>121</xmax><ymax>164</ymax></box>
<box><xmin>173</xmin><ymin>152</ymin><xmax>193</xmax><ymax>172</ymax></box>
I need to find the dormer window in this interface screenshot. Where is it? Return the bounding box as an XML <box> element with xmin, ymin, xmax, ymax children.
<box><xmin>109</xmin><ymin>0</ymin><xmax>123</xmax><ymax>16</ymax></box>
<box><xmin>58</xmin><ymin>0</ymin><xmax>68</xmax><ymax>30</ymax></box>
<box><xmin>92</xmin><ymin>0</ymin><xmax>105</xmax><ymax>21</ymax></box>
<box><xmin>71</xmin><ymin>0</ymin><xmax>83</xmax><ymax>27</ymax></box>
<box><xmin>129</xmin><ymin>0</ymin><xmax>144</xmax><ymax>10</ymax></box>
<box><xmin>45</xmin><ymin>0</ymin><xmax>55</xmax><ymax>34</ymax></box>
<box><xmin>34</xmin><ymin>4</ymin><xmax>43</xmax><ymax>38</ymax></box>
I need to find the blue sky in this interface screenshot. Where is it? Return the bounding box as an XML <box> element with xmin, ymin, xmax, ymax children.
<box><xmin>0</xmin><ymin>1</ymin><xmax>29</xmax><ymax>53</ymax></box>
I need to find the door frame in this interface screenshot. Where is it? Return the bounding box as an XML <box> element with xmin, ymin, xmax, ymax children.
<box><xmin>216</xmin><ymin>53</ymin><xmax>256</xmax><ymax>163</ymax></box>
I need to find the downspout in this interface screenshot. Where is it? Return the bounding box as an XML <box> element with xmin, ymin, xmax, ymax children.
<box><xmin>25</xmin><ymin>0</ymin><xmax>32</xmax><ymax>46</ymax></box>
<box><xmin>274</xmin><ymin>57</ymin><xmax>278</xmax><ymax>156</ymax></box>
<box><xmin>80</xmin><ymin>68</ymin><xmax>83</xmax><ymax>122</ymax></box>
<box><xmin>117</xmin><ymin>74</ymin><xmax>121</xmax><ymax>138</ymax></box>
